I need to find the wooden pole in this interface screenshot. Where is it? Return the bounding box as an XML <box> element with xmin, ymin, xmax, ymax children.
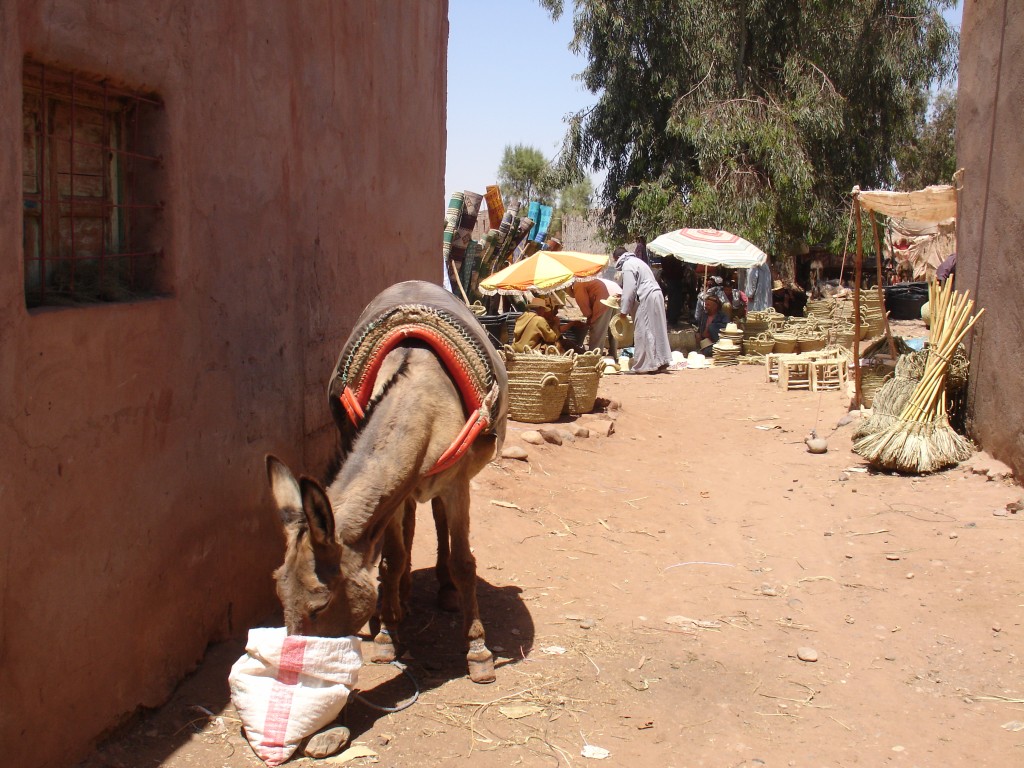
<box><xmin>853</xmin><ymin>198</ymin><xmax>863</xmax><ymax>408</ymax></box>
<box><xmin>871</xmin><ymin>211</ymin><xmax>898</xmax><ymax>359</ymax></box>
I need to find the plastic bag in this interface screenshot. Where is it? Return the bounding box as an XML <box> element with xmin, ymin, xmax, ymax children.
<box><xmin>228</xmin><ymin>627</ymin><xmax>362</xmax><ymax>766</ymax></box>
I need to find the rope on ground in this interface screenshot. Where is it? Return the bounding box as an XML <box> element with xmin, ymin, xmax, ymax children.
<box><xmin>350</xmin><ymin>661</ymin><xmax>421</xmax><ymax>713</ymax></box>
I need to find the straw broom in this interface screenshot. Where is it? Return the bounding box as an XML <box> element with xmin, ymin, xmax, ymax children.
<box><xmin>852</xmin><ymin>353</ymin><xmax>921</xmax><ymax>440</ymax></box>
<box><xmin>852</xmin><ymin>280</ymin><xmax>984</xmax><ymax>473</ymax></box>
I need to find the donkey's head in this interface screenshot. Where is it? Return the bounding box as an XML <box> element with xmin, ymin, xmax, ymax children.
<box><xmin>265</xmin><ymin>455</ymin><xmax>378</xmax><ymax>637</ymax></box>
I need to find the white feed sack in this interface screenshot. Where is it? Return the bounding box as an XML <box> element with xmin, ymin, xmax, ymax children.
<box><xmin>228</xmin><ymin>627</ymin><xmax>363</xmax><ymax>766</ymax></box>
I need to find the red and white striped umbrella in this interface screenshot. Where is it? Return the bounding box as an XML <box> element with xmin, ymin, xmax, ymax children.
<box><xmin>648</xmin><ymin>228</ymin><xmax>767</xmax><ymax>268</ymax></box>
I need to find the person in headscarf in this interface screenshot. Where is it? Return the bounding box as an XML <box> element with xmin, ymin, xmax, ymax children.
<box><xmin>694</xmin><ymin>274</ymin><xmax>726</xmax><ymax>327</ymax></box>
<box><xmin>613</xmin><ymin>246</ymin><xmax>672</xmax><ymax>373</ymax></box>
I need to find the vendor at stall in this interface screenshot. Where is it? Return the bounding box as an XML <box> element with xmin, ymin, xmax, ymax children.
<box><xmin>722</xmin><ymin>280</ymin><xmax>748</xmax><ymax>321</ymax></box>
<box><xmin>697</xmin><ymin>294</ymin><xmax>728</xmax><ymax>356</ymax></box>
<box><xmin>512</xmin><ymin>295</ymin><xmax>563</xmax><ymax>352</ymax></box>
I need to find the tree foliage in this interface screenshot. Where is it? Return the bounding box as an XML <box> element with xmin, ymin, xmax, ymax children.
<box><xmin>497</xmin><ymin>144</ymin><xmax>558</xmax><ymax>204</ymax></box>
<box><xmin>539</xmin><ymin>0</ymin><xmax>959</xmax><ymax>252</ymax></box>
<box><xmin>895</xmin><ymin>88</ymin><xmax>958</xmax><ymax>190</ymax></box>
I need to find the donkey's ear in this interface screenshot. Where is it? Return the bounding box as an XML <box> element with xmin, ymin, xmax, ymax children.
<box><xmin>266</xmin><ymin>455</ymin><xmax>304</xmax><ymax>526</ymax></box>
<box><xmin>299</xmin><ymin>477</ymin><xmax>336</xmax><ymax>546</ymax></box>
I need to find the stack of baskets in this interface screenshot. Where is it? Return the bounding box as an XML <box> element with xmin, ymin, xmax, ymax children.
<box><xmin>743</xmin><ymin>332</ymin><xmax>775</xmax><ymax>356</ymax></box>
<box><xmin>499</xmin><ymin>346</ymin><xmax>574</xmax><ymax>423</ymax></box>
<box><xmin>744</xmin><ymin>308</ymin><xmax>783</xmax><ymax>337</ymax></box>
<box><xmin>772</xmin><ymin>331</ymin><xmax>798</xmax><ymax>354</ymax></box>
<box><xmin>563</xmin><ymin>350</ymin><xmax>604</xmax><ymax>416</ymax></box>
<box><xmin>832</xmin><ymin>323</ymin><xmax>857</xmax><ymax>349</ymax></box>
<box><xmin>861</xmin><ymin>288</ymin><xmax>886</xmax><ymax>338</ymax></box>
<box><xmin>796</xmin><ymin>327</ymin><xmax>827</xmax><ymax>353</ymax></box>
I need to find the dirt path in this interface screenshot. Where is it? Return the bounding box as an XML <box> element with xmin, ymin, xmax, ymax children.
<box><xmin>80</xmin><ymin>357</ymin><xmax>1024</xmax><ymax>768</ymax></box>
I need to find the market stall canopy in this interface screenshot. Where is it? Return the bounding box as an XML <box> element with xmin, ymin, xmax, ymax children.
<box><xmin>478</xmin><ymin>250</ymin><xmax>608</xmax><ymax>296</ymax></box>
<box><xmin>648</xmin><ymin>228</ymin><xmax>767</xmax><ymax>268</ymax></box>
<box><xmin>853</xmin><ymin>184</ymin><xmax>956</xmax><ymax>223</ymax></box>
<box><xmin>886</xmin><ymin>217</ymin><xmax>956</xmax><ymax>281</ymax></box>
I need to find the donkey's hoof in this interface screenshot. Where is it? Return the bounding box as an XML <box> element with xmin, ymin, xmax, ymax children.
<box><xmin>304</xmin><ymin>726</ymin><xmax>350</xmax><ymax>758</ymax></box>
<box><xmin>437</xmin><ymin>585</ymin><xmax>460</xmax><ymax>613</ymax></box>
<box><xmin>371</xmin><ymin>631</ymin><xmax>397</xmax><ymax>663</ymax></box>
<box><xmin>467</xmin><ymin>645</ymin><xmax>495</xmax><ymax>683</ymax></box>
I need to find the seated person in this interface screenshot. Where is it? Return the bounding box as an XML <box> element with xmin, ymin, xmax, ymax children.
<box><xmin>697</xmin><ymin>294</ymin><xmax>728</xmax><ymax>356</ymax></box>
<box><xmin>722</xmin><ymin>280</ymin><xmax>748</xmax><ymax>321</ymax></box>
<box><xmin>512</xmin><ymin>295</ymin><xmax>563</xmax><ymax>352</ymax></box>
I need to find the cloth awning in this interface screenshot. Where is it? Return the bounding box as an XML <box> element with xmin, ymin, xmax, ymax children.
<box><xmin>853</xmin><ymin>184</ymin><xmax>957</xmax><ymax>223</ymax></box>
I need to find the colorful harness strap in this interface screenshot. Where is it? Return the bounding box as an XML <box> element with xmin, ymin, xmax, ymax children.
<box><xmin>336</xmin><ymin>317</ymin><xmax>498</xmax><ymax>477</ymax></box>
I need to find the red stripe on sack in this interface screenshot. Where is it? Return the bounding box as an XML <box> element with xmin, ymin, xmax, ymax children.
<box><xmin>261</xmin><ymin>635</ymin><xmax>309</xmax><ymax>754</ymax></box>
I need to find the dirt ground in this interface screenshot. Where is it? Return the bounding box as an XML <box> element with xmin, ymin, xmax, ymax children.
<box><xmin>80</xmin><ymin>327</ymin><xmax>1024</xmax><ymax>768</ymax></box>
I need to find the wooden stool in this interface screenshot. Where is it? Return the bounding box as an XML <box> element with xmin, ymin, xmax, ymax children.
<box><xmin>765</xmin><ymin>352</ymin><xmax>788</xmax><ymax>382</ymax></box>
<box><xmin>810</xmin><ymin>358</ymin><xmax>845</xmax><ymax>391</ymax></box>
<box><xmin>779</xmin><ymin>357</ymin><xmax>812</xmax><ymax>390</ymax></box>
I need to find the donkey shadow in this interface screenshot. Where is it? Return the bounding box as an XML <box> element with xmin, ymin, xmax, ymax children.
<box><xmin>339</xmin><ymin>569</ymin><xmax>533</xmax><ymax>737</ymax></box>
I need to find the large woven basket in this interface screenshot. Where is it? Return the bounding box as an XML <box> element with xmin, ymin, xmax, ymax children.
<box><xmin>507</xmin><ymin>373</ymin><xmax>569</xmax><ymax>423</ymax></box>
<box><xmin>772</xmin><ymin>333</ymin><xmax>798</xmax><ymax>354</ymax></box>
<box><xmin>798</xmin><ymin>336</ymin><xmax>826</xmax><ymax>353</ymax></box>
<box><xmin>562</xmin><ymin>352</ymin><xmax>603</xmax><ymax>416</ymax></box>
<box><xmin>500</xmin><ymin>346</ymin><xmax>573</xmax><ymax>423</ymax></box>
<box><xmin>500</xmin><ymin>345</ymin><xmax>575</xmax><ymax>378</ymax></box>
<box><xmin>744</xmin><ymin>333</ymin><xmax>775</xmax><ymax>355</ymax></box>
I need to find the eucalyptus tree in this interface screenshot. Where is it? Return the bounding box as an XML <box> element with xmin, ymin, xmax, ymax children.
<box><xmin>539</xmin><ymin>0</ymin><xmax>958</xmax><ymax>251</ymax></box>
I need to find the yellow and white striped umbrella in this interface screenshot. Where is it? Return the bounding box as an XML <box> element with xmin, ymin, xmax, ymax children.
<box><xmin>478</xmin><ymin>250</ymin><xmax>609</xmax><ymax>296</ymax></box>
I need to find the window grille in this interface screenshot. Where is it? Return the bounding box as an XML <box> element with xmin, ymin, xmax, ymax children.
<box><xmin>22</xmin><ymin>59</ymin><xmax>164</xmax><ymax>308</ymax></box>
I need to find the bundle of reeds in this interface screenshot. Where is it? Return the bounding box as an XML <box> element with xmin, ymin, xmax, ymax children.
<box><xmin>852</xmin><ymin>280</ymin><xmax>984</xmax><ymax>473</ymax></box>
<box><xmin>852</xmin><ymin>352</ymin><xmax>921</xmax><ymax>439</ymax></box>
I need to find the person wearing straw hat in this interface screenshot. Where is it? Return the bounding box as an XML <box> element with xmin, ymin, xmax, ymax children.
<box><xmin>613</xmin><ymin>247</ymin><xmax>672</xmax><ymax>373</ymax></box>
<box><xmin>512</xmin><ymin>294</ymin><xmax>563</xmax><ymax>353</ymax></box>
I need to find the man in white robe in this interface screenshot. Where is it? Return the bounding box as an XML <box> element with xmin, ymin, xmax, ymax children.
<box><xmin>614</xmin><ymin>248</ymin><xmax>673</xmax><ymax>373</ymax></box>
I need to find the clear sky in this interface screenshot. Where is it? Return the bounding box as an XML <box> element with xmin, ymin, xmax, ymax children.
<box><xmin>444</xmin><ymin>0</ymin><xmax>593</xmax><ymax>199</ymax></box>
<box><xmin>444</xmin><ymin>1</ymin><xmax>963</xmax><ymax>201</ymax></box>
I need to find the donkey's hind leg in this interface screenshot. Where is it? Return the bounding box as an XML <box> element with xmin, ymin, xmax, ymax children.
<box><xmin>373</xmin><ymin>499</ymin><xmax>414</xmax><ymax>663</ymax></box>
<box><xmin>431</xmin><ymin>497</ymin><xmax>460</xmax><ymax>613</ymax></box>
<box><xmin>437</xmin><ymin>478</ymin><xmax>494</xmax><ymax>683</ymax></box>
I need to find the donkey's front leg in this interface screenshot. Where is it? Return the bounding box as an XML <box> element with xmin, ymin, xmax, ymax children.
<box><xmin>438</xmin><ymin>480</ymin><xmax>494</xmax><ymax>683</ymax></box>
<box><xmin>373</xmin><ymin>500</ymin><xmax>413</xmax><ymax>663</ymax></box>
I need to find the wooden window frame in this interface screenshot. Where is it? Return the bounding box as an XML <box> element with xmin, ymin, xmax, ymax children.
<box><xmin>22</xmin><ymin>59</ymin><xmax>165</xmax><ymax>308</ymax></box>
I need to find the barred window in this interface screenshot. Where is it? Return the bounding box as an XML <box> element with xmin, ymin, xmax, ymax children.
<box><xmin>22</xmin><ymin>60</ymin><xmax>165</xmax><ymax>308</ymax></box>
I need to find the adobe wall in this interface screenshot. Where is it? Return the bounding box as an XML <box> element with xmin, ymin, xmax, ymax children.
<box><xmin>0</xmin><ymin>2</ymin><xmax>447</xmax><ymax>766</ymax></box>
<box><xmin>956</xmin><ymin>0</ymin><xmax>1024</xmax><ymax>478</ymax></box>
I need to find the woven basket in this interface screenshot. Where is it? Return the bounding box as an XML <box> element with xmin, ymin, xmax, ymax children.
<box><xmin>772</xmin><ymin>333</ymin><xmax>798</xmax><ymax>354</ymax></box>
<box><xmin>798</xmin><ymin>336</ymin><xmax>826</xmax><ymax>353</ymax></box>
<box><xmin>744</xmin><ymin>334</ymin><xmax>775</xmax><ymax>355</ymax></box>
<box><xmin>500</xmin><ymin>345</ymin><xmax>575</xmax><ymax>379</ymax></box>
<box><xmin>562</xmin><ymin>353</ymin><xmax>603</xmax><ymax>416</ymax></box>
<box><xmin>859</xmin><ymin>360</ymin><xmax>895</xmax><ymax>408</ymax></box>
<box><xmin>507</xmin><ymin>372</ymin><xmax>569</xmax><ymax>423</ymax></box>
